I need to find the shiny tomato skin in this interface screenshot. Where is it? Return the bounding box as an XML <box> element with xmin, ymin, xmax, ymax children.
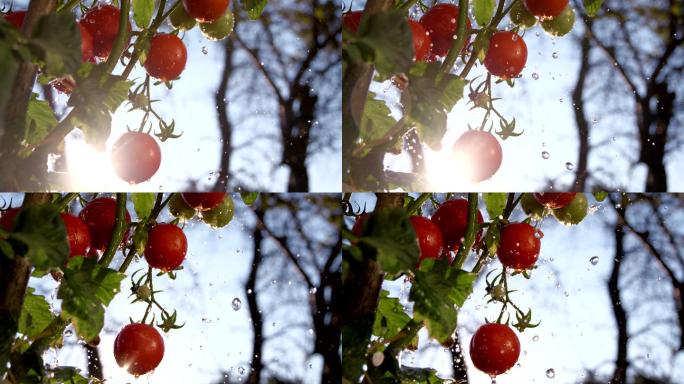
<box><xmin>144</xmin><ymin>33</ymin><xmax>187</xmax><ymax>81</ymax></box>
<box><xmin>60</xmin><ymin>213</ymin><xmax>91</xmax><ymax>257</ymax></box>
<box><xmin>470</xmin><ymin>323</ymin><xmax>520</xmax><ymax>376</ymax></box>
<box><xmin>342</xmin><ymin>10</ymin><xmax>362</xmax><ymax>33</ymax></box>
<box><xmin>497</xmin><ymin>222</ymin><xmax>541</xmax><ymax>270</ymax></box>
<box><xmin>111</xmin><ymin>132</ymin><xmax>162</xmax><ymax>184</ymax></box>
<box><xmin>431</xmin><ymin>199</ymin><xmax>483</xmax><ymax>252</ymax></box>
<box><xmin>182</xmin><ymin>0</ymin><xmax>230</xmax><ymax>23</ymax></box>
<box><xmin>533</xmin><ymin>192</ymin><xmax>576</xmax><ymax>209</ymax></box>
<box><xmin>410</xmin><ymin>216</ymin><xmax>444</xmax><ymax>260</ymax></box>
<box><xmin>144</xmin><ymin>223</ymin><xmax>188</xmax><ymax>272</ymax></box>
<box><xmin>0</xmin><ymin>207</ymin><xmax>21</xmax><ymax>231</ymax></box>
<box><xmin>419</xmin><ymin>4</ymin><xmax>471</xmax><ymax>57</ymax></box>
<box><xmin>4</xmin><ymin>10</ymin><xmax>26</xmax><ymax>29</ymax></box>
<box><xmin>81</xmin><ymin>4</ymin><xmax>131</xmax><ymax>59</ymax></box>
<box><xmin>180</xmin><ymin>192</ymin><xmax>226</xmax><ymax>211</ymax></box>
<box><xmin>408</xmin><ymin>20</ymin><xmax>431</xmax><ymax>62</ymax></box>
<box><xmin>350</xmin><ymin>213</ymin><xmax>368</xmax><ymax>238</ymax></box>
<box><xmin>114</xmin><ymin>323</ymin><xmax>164</xmax><ymax>376</ymax></box>
<box><xmin>79</xmin><ymin>22</ymin><xmax>95</xmax><ymax>63</ymax></box>
<box><xmin>484</xmin><ymin>31</ymin><xmax>527</xmax><ymax>79</ymax></box>
<box><xmin>452</xmin><ymin>130</ymin><xmax>503</xmax><ymax>182</ymax></box>
<box><xmin>524</xmin><ymin>0</ymin><xmax>569</xmax><ymax>18</ymax></box>
<box><xmin>79</xmin><ymin>197</ymin><xmax>131</xmax><ymax>252</ymax></box>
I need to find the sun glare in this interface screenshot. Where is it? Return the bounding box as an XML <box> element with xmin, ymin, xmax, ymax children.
<box><xmin>64</xmin><ymin>134</ymin><xmax>121</xmax><ymax>190</ymax></box>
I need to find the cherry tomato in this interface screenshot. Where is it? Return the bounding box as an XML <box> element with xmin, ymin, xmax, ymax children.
<box><xmin>144</xmin><ymin>223</ymin><xmax>187</xmax><ymax>272</ymax></box>
<box><xmin>431</xmin><ymin>199</ymin><xmax>483</xmax><ymax>252</ymax></box>
<box><xmin>60</xmin><ymin>213</ymin><xmax>91</xmax><ymax>257</ymax></box>
<box><xmin>410</xmin><ymin>216</ymin><xmax>444</xmax><ymax>261</ymax></box>
<box><xmin>470</xmin><ymin>323</ymin><xmax>520</xmax><ymax>376</ymax></box>
<box><xmin>510</xmin><ymin>1</ymin><xmax>537</xmax><ymax>28</ymax></box>
<box><xmin>144</xmin><ymin>33</ymin><xmax>187</xmax><ymax>81</ymax></box>
<box><xmin>540</xmin><ymin>4</ymin><xmax>575</xmax><ymax>37</ymax></box>
<box><xmin>524</xmin><ymin>0</ymin><xmax>569</xmax><ymax>18</ymax></box>
<box><xmin>452</xmin><ymin>130</ymin><xmax>502</xmax><ymax>182</ymax></box>
<box><xmin>4</xmin><ymin>10</ymin><xmax>26</xmax><ymax>29</ymax></box>
<box><xmin>520</xmin><ymin>193</ymin><xmax>547</xmax><ymax>220</ymax></box>
<box><xmin>79</xmin><ymin>197</ymin><xmax>131</xmax><ymax>252</ymax></box>
<box><xmin>79</xmin><ymin>22</ymin><xmax>95</xmax><ymax>63</ymax></box>
<box><xmin>552</xmin><ymin>193</ymin><xmax>588</xmax><ymax>225</ymax></box>
<box><xmin>114</xmin><ymin>323</ymin><xmax>164</xmax><ymax>376</ymax></box>
<box><xmin>81</xmin><ymin>4</ymin><xmax>131</xmax><ymax>60</ymax></box>
<box><xmin>181</xmin><ymin>192</ymin><xmax>226</xmax><ymax>211</ymax></box>
<box><xmin>0</xmin><ymin>207</ymin><xmax>20</xmax><ymax>231</ymax></box>
<box><xmin>497</xmin><ymin>222</ymin><xmax>541</xmax><ymax>270</ymax></box>
<box><xmin>168</xmin><ymin>194</ymin><xmax>196</xmax><ymax>221</ymax></box>
<box><xmin>198</xmin><ymin>11</ymin><xmax>234</xmax><ymax>41</ymax></box>
<box><xmin>50</xmin><ymin>76</ymin><xmax>77</xmax><ymax>95</ymax></box>
<box><xmin>342</xmin><ymin>10</ymin><xmax>362</xmax><ymax>33</ymax></box>
<box><xmin>408</xmin><ymin>20</ymin><xmax>431</xmax><ymax>62</ymax></box>
<box><xmin>169</xmin><ymin>4</ymin><xmax>197</xmax><ymax>31</ymax></box>
<box><xmin>483</xmin><ymin>31</ymin><xmax>527</xmax><ymax>79</ymax></box>
<box><xmin>350</xmin><ymin>213</ymin><xmax>368</xmax><ymax>238</ymax></box>
<box><xmin>533</xmin><ymin>192</ymin><xmax>576</xmax><ymax>209</ymax></box>
<box><xmin>182</xmin><ymin>0</ymin><xmax>230</xmax><ymax>22</ymax></box>
<box><xmin>201</xmin><ymin>195</ymin><xmax>234</xmax><ymax>228</ymax></box>
<box><xmin>419</xmin><ymin>4</ymin><xmax>471</xmax><ymax>57</ymax></box>
<box><xmin>111</xmin><ymin>132</ymin><xmax>162</xmax><ymax>184</ymax></box>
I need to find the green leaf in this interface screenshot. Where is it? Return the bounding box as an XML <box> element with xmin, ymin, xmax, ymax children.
<box><xmin>240</xmin><ymin>192</ymin><xmax>259</xmax><ymax>206</ymax></box>
<box><xmin>241</xmin><ymin>0</ymin><xmax>268</xmax><ymax>19</ymax></box>
<box><xmin>18</xmin><ymin>287</ymin><xmax>55</xmax><ymax>340</ymax></box>
<box><xmin>58</xmin><ymin>257</ymin><xmax>125</xmax><ymax>341</ymax></box>
<box><xmin>357</xmin><ymin>92</ymin><xmax>398</xmax><ymax>156</ymax></box>
<box><xmin>9</xmin><ymin>204</ymin><xmax>69</xmax><ymax>271</ymax></box>
<box><xmin>132</xmin><ymin>0</ymin><xmax>155</xmax><ymax>29</ymax></box>
<box><xmin>131</xmin><ymin>193</ymin><xmax>155</xmax><ymax>219</ymax></box>
<box><xmin>583</xmin><ymin>0</ymin><xmax>604</xmax><ymax>17</ymax></box>
<box><xmin>358</xmin><ymin>208</ymin><xmax>419</xmax><ymax>275</ymax></box>
<box><xmin>392</xmin><ymin>366</ymin><xmax>446</xmax><ymax>383</ymax></box>
<box><xmin>484</xmin><ymin>193</ymin><xmax>507</xmax><ymax>219</ymax></box>
<box><xmin>593</xmin><ymin>191</ymin><xmax>607</xmax><ymax>202</ymax></box>
<box><xmin>0</xmin><ymin>40</ymin><xmax>20</xmax><ymax>126</ymax></box>
<box><xmin>373</xmin><ymin>290</ymin><xmax>414</xmax><ymax>345</ymax></box>
<box><xmin>410</xmin><ymin>259</ymin><xmax>476</xmax><ymax>343</ymax></box>
<box><xmin>24</xmin><ymin>93</ymin><xmax>57</xmax><ymax>145</ymax></box>
<box><xmin>473</xmin><ymin>0</ymin><xmax>496</xmax><ymax>26</ymax></box>
<box><xmin>47</xmin><ymin>366</ymin><xmax>90</xmax><ymax>384</ymax></box>
<box><xmin>29</xmin><ymin>12</ymin><xmax>81</xmax><ymax>77</ymax></box>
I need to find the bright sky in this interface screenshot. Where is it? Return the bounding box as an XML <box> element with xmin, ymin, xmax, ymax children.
<box><xmin>347</xmin><ymin>193</ymin><xmax>684</xmax><ymax>383</ymax></box>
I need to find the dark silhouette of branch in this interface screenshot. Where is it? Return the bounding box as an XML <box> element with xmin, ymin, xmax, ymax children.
<box><xmin>609</xmin><ymin>196</ymin><xmax>628</xmax><ymax>384</ymax></box>
<box><xmin>84</xmin><ymin>344</ymin><xmax>103</xmax><ymax>380</ymax></box>
<box><xmin>246</xmin><ymin>201</ymin><xmax>265</xmax><ymax>384</ymax></box>
<box><xmin>213</xmin><ymin>37</ymin><xmax>235</xmax><ymax>191</ymax></box>
<box><xmin>449</xmin><ymin>334</ymin><xmax>469</xmax><ymax>384</ymax></box>
<box><xmin>571</xmin><ymin>19</ymin><xmax>592</xmax><ymax>190</ymax></box>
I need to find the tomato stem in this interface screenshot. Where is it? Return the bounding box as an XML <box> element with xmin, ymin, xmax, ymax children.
<box><xmin>99</xmin><ymin>193</ymin><xmax>129</xmax><ymax>267</ymax></box>
<box><xmin>453</xmin><ymin>193</ymin><xmax>479</xmax><ymax>269</ymax></box>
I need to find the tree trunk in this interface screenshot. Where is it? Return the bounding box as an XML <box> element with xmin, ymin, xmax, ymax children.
<box><xmin>640</xmin><ymin>83</ymin><xmax>673</xmax><ymax>192</ymax></box>
<box><xmin>246</xmin><ymin>202</ymin><xmax>265</xmax><ymax>384</ymax></box>
<box><xmin>571</xmin><ymin>23</ymin><xmax>592</xmax><ymax>190</ymax></box>
<box><xmin>214</xmin><ymin>38</ymin><xmax>235</xmax><ymax>191</ymax></box>
<box><xmin>314</xmin><ymin>237</ymin><xmax>342</xmax><ymax>384</ymax></box>
<box><xmin>609</xmin><ymin>201</ymin><xmax>628</xmax><ymax>384</ymax></box>
<box><xmin>283</xmin><ymin>84</ymin><xmax>315</xmax><ymax>192</ymax></box>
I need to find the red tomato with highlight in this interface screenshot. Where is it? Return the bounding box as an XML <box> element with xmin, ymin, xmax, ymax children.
<box><xmin>452</xmin><ymin>130</ymin><xmax>502</xmax><ymax>182</ymax></box>
<box><xmin>81</xmin><ymin>4</ymin><xmax>131</xmax><ymax>59</ymax></box>
<box><xmin>79</xmin><ymin>22</ymin><xmax>95</xmax><ymax>63</ymax></box>
<box><xmin>408</xmin><ymin>20</ymin><xmax>431</xmax><ymax>62</ymax></box>
<box><xmin>182</xmin><ymin>0</ymin><xmax>230</xmax><ymax>22</ymax></box>
<box><xmin>114</xmin><ymin>323</ymin><xmax>164</xmax><ymax>376</ymax></box>
<box><xmin>4</xmin><ymin>10</ymin><xmax>26</xmax><ymax>29</ymax></box>
<box><xmin>470</xmin><ymin>323</ymin><xmax>520</xmax><ymax>376</ymax></box>
<box><xmin>410</xmin><ymin>216</ymin><xmax>443</xmax><ymax>261</ymax></box>
<box><xmin>181</xmin><ymin>192</ymin><xmax>226</xmax><ymax>211</ymax></box>
<box><xmin>144</xmin><ymin>33</ymin><xmax>187</xmax><ymax>81</ymax></box>
<box><xmin>497</xmin><ymin>222</ymin><xmax>541</xmax><ymax>270</ymax></box>
<box><xmin>60</xmin><ymin>213</ymin><xmax>91</xmax><ymax>257</ymax></box>
<box><xmin>533</xmin><ymin>192</ymin><xmax>576</xmax><ymax>209</ymax></box>
<box><xmin>484</xmin><ymin>31</ymin><xmax>527</xmax><ymax>79</ymax></box>
<box><xmin>419</xmin><ymin>4</ymin><xmax>471</xmax><ymax>57</ymax></box>
<box><xmin>144</xmin><ymin>223</ymin><xmax>188</xmax><ymax>272</ymax></box>
<box><xmin>111</xmin><ymin>132</ymin><xmax>162</xmax><ymax>184</ymax></box>
<box><xmin>342</xmin><ymin>10</ymin><xmax>362</xmax><ymax>33</ymax></box>
<box><xmin>0</xmin><ymin>207</ymin><xmax>20</xmax><ymax>231</ymax></box>
<box><xmin>431</xmin><ymin>199</ymin><xmax>483</xmax><ymax>252</ymax></box>
<box><xmin>524</xmin><ymin>0</ymin><xmax>569</xmax><ymax>18</ymax></box>
<box><xmin>79</xmin><ymin>197</ymin><xmax>131</xmax><ymax>252</ymax></box>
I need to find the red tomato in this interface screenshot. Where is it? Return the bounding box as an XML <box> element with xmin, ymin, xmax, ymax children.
<box><xmin>408</xmin><ymin>20</ymin><xmax>431</xmax><ymax>62</ymax></box>
<box><xmin>114</xmin><ymin>323</ymin><xmax>165</xmax><ymax>376</ymax></box>
<box><xmin>180</xmin><ymin>192</ymin><xmax>226</xmax><ymax>211</ymax></box>
<box><xmin>524</xmin><ymin>0</ymin><xmax>569</xmax><ymax>18</ymax></box>
<box><xmin>350</xmin><ymin>213</ymin><xmax>368</xmax><ymax>237</ymax></box>
<box><xmin>182</xmin><ymin>0</ymin><xmax>230</xmax><ymax>23</ymax></box>
<box><xmin>470</xmin><ymin>323</ymin><xmax>520</xmax><ymax>376</ymax></box>
<box><xmin>497</xmin><ymin>222</ymin><xmax>541</xmax><ymax>270</ymax></box>
<box><xmin>4</xmin><ymin>10</ymin><xmax>26</xmax><ymax>29</ymax></box>
<box><xmin>60</xmin><ymin>213</ymin><xmax>91</xmax><ymax>257</ymax></box>
<box><xmin>0</xmin><ymin>207</ymin><xmax>20</xmax><ymax>231</ymax></box>
<box><xmin>50</xmin><ymin>76</ymin><xmax>77</xmax><ymax>95</ymax></box>
<box><xmin>410</xmin><ymin>216</ymin><xmax>443</xmax><ymax>260</ymax></box>
<box><xmin>533</xmin><ymin>192</ymin><xmax>576</xmax><ymax>209</ymax></box>
<box><xmin>144</xmin><ymin>33</ymin><xmax>187</xmax><ymax>81</ymax></box>
<box><xmin>79</xmin><ymin>22</ymin><xmax>95</xmax><ymax>63</ymax></box>
<box><xmin>144</xmin><ymin>223</ymin><xmax>188</xmax><ymax>272</ymax></box>
<box><xmin>452</xmin><ymin>130</ymin><xmax>503</xmax><ymax>182</ymax></box>
<box><xmin>111</xmin><ymin>132</ymin><xmax>162</xmax><ymax>184</ymax></box>
<box><xmin>483</xmin><ymin>31</ymin><xmax>527</xmax><ymax>79</ymax></box>
<box><xmin>342</xmin><ymin>10</ymin><xmax>362</xmax><ymax>33</ymax></box>
<box><xmin>431</xmin><ymin>199</ymin><xmax>483</xmax><ymax>252</ymax></box>
<box><xmin>79</xmin><ymin>197</ymin><xmax>131</xmax><ymax>252</ymax></box>
<box><xmin>81</xmin><ymin>4</ymin><xmax>131</xmax><ymax>59</ymax></box>
<box><xmin>419</xmin><ymin>4</ymin><xmax>471</xmax><ymax>57</ymax></box>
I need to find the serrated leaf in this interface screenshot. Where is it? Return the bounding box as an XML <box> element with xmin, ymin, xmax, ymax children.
<box><xmin>132</xmin><ymin>0</ymin><xmax>155</xmax><ymax>29</ymax></box>
<box><xmin>24</xmin><ymin>93</ymin><xmax>57</xmax><ymax>145</ymax></box>
<box><xmin>29</xmin><ymin>12</ymin><xmax>81</xmax><ymax>77</ymax></box>
<box><xmin>583</xmin><ymin>0</ymin><xmax>604</xmax><ymax>17</ymax></box>
<box><xmin>240</xmin><ymin>192</ymin><xmax>259</xmax><ymax>205</ymax></box>
<box><xmin>358</xmin><ymin>208</ymin><xmax>419</xmax><ymax>275</ymax></box>
<box><xmin>18</xmin><ymin>287</ymin><xmax>55</xmax><ymax>340</ymax></box>
<box><xmin>484</xmin><ymin>193</ymin><xmax>507</xmax><ymax>219</ymax></box>
<box><xmin>48</xmin><ymin>367</ymin><xmax>90</xmax><ymax>384</ymax></box>
<box><xmin>9</xmin><ymin>204</ymin><xmax>69</xmax><ymax>270</ymax></box>
<box><xmin>104</xmin><ymin>78</ymin><xmax>134</xmax><ymax>112</ymax></box>
<box><xmin>473</xmin><ymin>0</ymin><xmax>496</xmax><ymax>26</ymax></box>
<box><xmin>373</xmin><ymin>290</ymin><xmax>413</xmax><ymax>342</ymax></box>
<box><xmin>241</xmin><ymin>0</ymin><xmax>267</xmax><ymax>19</ymax></box>
<box><xmin>393</xmin><ymin>366</ymin><xmax>445</xmax><ymax>383</ymax></box>
<box><xmin>131</xmin><ymin>193</ymin><xmax>155</xmax><ymax>219</ymax></box>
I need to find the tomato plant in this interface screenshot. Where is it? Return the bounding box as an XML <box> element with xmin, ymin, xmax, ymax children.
<box><xmin>431</xmin><ymin>198</ymin><xmax>483</xmax><ymax>252</ymax></box>
<box><xmin>469</xmin><ymin>323</ymin><xmax>521</xmax><ymax>376</ymax></box>
<box><xmin>198</xmin><ymin>10</ymin><xmax>235</xmax><ymax>41</ymax></box>
<box><xmin>410</xmin><ymin>215</ymin><xmax>443</xmax><ymax>261</ymax></box>
<box><xmin>111</xmin><ymin>131</ymin><xmax>162</xmax><ymax>184</ymax></box>
<box><xmin>60</xmin><ymin>212</ymin><xmax>91</xmax><ymax>257</ymax></box>
<box><xmin>113</xmin><ymin>323</ymin><xmax>165</xmax><ymax>375</ymax></box>
<box><xmin>533</xmin><ymin>192</ymin><xmax>576</xmax><ymax>209</ymax></box>
<box><xmin>524</xmin><ymin>0</ymin><xmax>569</xmax><ymax>18</ymax></box>
<box><xmin>181</xmin><ymin>192</ymin><xmax>226</xmax><ymax>211</ymax></box>
<box><xmin>81</xmin><ymin>4</ymin><xmax>130</xmax><ymax>60</ymax></box>
<box><xmin>452</xmin><ymin>130</ymin><xmax>503</xmax><ymax>182</ymax></box>
<box><xmin>419</xmin><ymin>4</ymin><xmax>471</xmax><ymax>57</ymax></box>
<box><xmin>483</xmin><ymin>31</ymin><xmax>528</xmax><ymax>79</ymax></box>
<box><xmin>497</xmin><ymin>222</ymin><xmax>541</xmax><ymax>270</ymax></box>
<box><xmin>144</xmin><ymin>223</ymin><xmax>188</xmax><ymax>272</ymax></box>
<box><xmin>182</xmin><ymin>0</ymin><xmax>230</xmax><ymax>22</ymax></box>
<box><xmin>79</xmin><ymin>196</ymin><xmax>131</xmax><ymax>252</ymax></box>
<box><xmin>143</xmin><ymin>33</ymin><xmax>187</xmax><ymax>81</ymax></box>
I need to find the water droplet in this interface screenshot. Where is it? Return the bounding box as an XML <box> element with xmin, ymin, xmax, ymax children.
<box><xmin>552</xmin><ymin>52</ymin><xmax>559</xmax><ymax>59</ymax></box>
<box><xmin>533</xmin><ymin>335</ymin><xmax>539</xmax><ymax>341</ymax></box>
<box><xmin>546</xmin><ymin>368</ymin><xmax>556</xmax><ymax>378</ymax></box>
<box><xmin>201</xmin><ymin>46</ymin><xmax>208</xmax><ymax>55</ymax></box>
<box><xmin>371</xmin><ymin>352</ymin><xmax>384</xmax><ymax>366</ymax></box>
<box><xmin>590</xmin><ymin>256</ymin><xmax>599</xmax><ymax>265</ymax></box>
<box><xmin>231</xmin><ymin>298</ymin><xmax>242</xmax><ymax>311</ymax></box>
<box><xmin>565</xmin><ymin>162</ymin><xmax>574</xmax><ymax>171</ymax></box>
<box><xmin>542</xmin><ymin>151</ymin><xmax>550</xmax><ymax>159</ymax></box>
<box><xmin>532</xmin><ymin>72</ymin><xmax>540</xmax><ymax>80</ymax></box>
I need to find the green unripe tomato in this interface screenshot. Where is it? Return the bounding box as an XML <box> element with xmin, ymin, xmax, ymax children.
<box><xmin>552</xmin><ymin>193</ymin><xmax>588</xmax><ymax>225</ymax></box>
<box><xmin>201</xmin><ymin>195</ymin><xmax>235</xmax><ymax>228</ymax></box>
<box><xmin>510</xmin><ymin>1</ymin><xmax>537</xmax><ymax>28</ymax></box>
<box><xmin>199</xmin><ymin>11</ymin><xmax>234</xmax><ymax>41</ymax></box>
<box><xmin>520</xmin><ymin>193</ymin><xmax>547</xmax><ymax>220</ymax></box>
<box><xmin>541</xmin><ymin>5</ymin><xmax>575</xmax><ymax>37</ymax></box>
<box><xmin>168</xmin><ymin>193</ymin><xmax>196</xmax><ymax>221</ymax></box>
<box><xmin>169</xmin><ymin>4</ymin><xmax>197</xmax><ymax>31</ymax></box>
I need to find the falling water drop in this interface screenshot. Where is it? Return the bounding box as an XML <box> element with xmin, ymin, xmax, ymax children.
<box><xmin>231</xmin><ymin>298</ymin><xmax>242</xmax><ymax>311</ymax></box>
<box><xmin>542</xmin><ymin>151</ymin><xmax>550</xmax><ymax>159</ymax></box>
<box><xmin>546</xmin><ymin>368</ymin><xmax>556</xmax><ymax>378</ymax></box>
<box><xmin>590</xmin><ymin>256</ymin><xmax>599</xmax><ymax>265</ymax></box>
